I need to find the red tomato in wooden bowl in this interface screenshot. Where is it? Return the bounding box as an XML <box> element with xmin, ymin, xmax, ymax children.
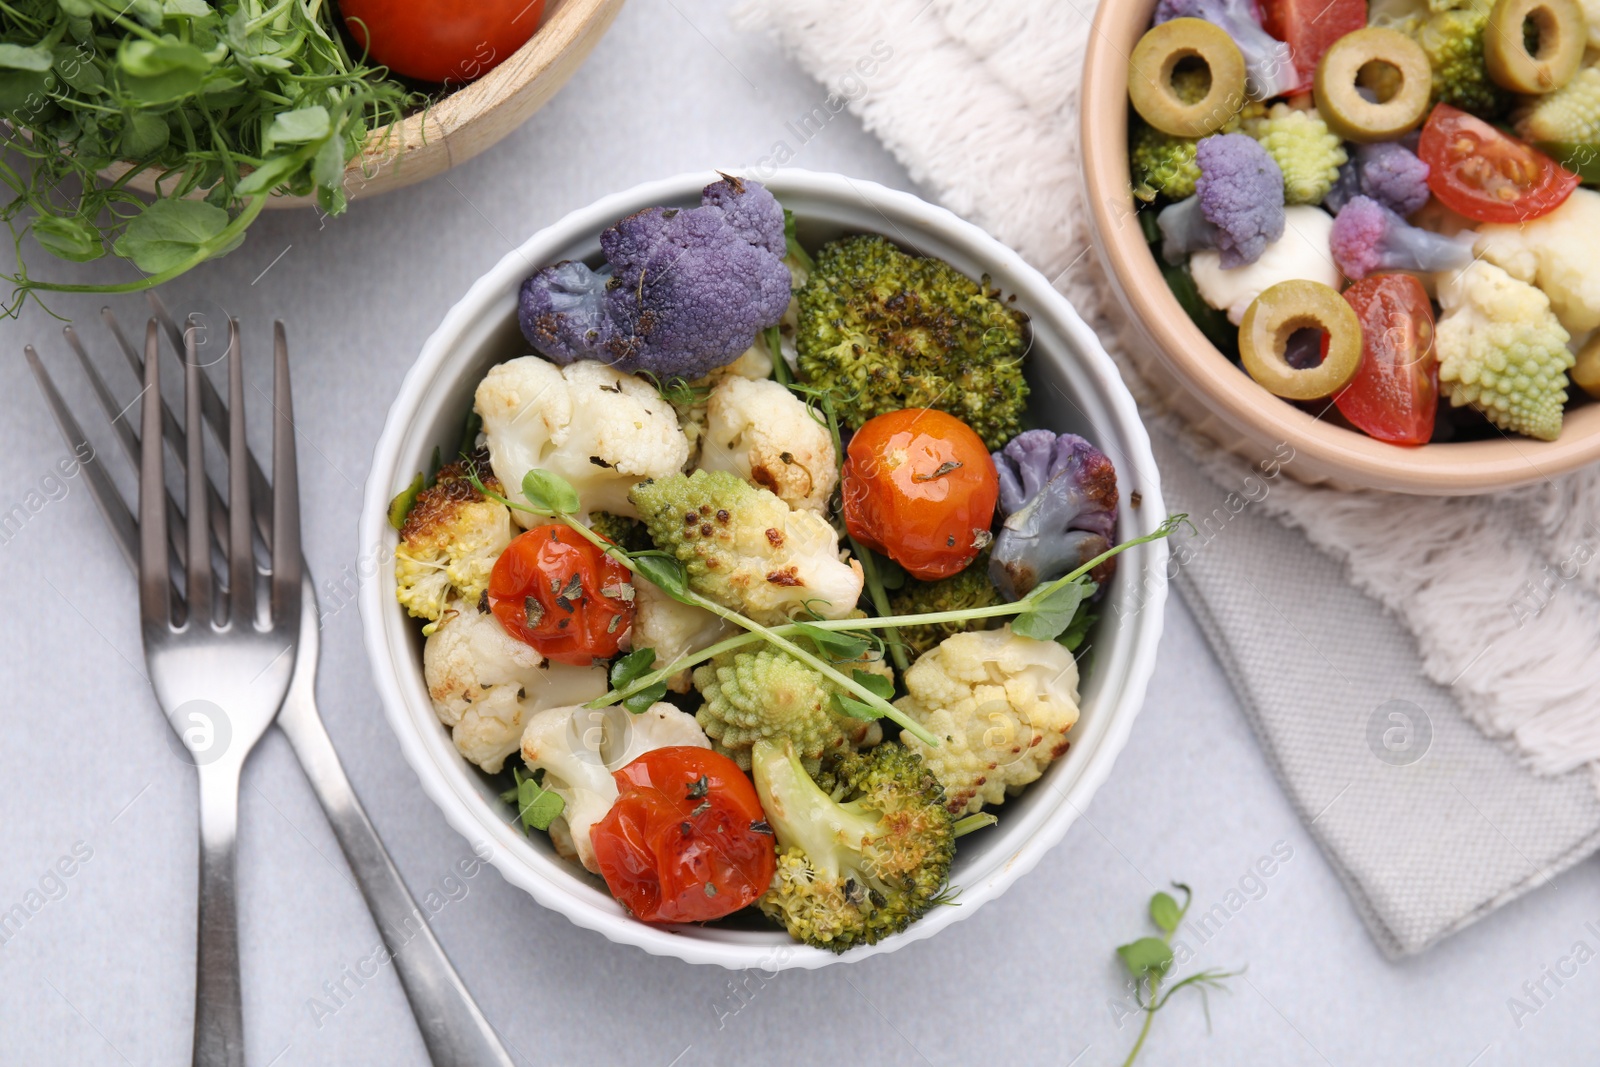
<box><xmin>591</xmin><ymin>748</ymin><xmax>776</xmax><ymax>923</ymax></box>
<box><xmin>1330</xmin><ymin>274</ymin><xmax>1439</xmax><ymax>447</ymax></box>
<box><xmin>840</xmin><ymin>409</ymin><xmax>999</xmax><ymax>581</ymax></box>
<box><xmin>340</xmin><ymin>0</ymin><xmax>546</xmax><ymax>85</ymax></box>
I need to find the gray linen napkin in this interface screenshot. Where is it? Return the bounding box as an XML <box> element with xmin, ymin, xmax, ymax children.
<box><xmin>1154</xmin><ymin>432</ymin><xmax>1600</xmax><ymax>955</ymax></box>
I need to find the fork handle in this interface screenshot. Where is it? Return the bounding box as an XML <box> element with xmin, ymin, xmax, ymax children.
<box><xmin>277</xmin><ymin>693</ymin><xmax>514</xmax><ymax>1067</ymax></box>
<box><xmin>194</xmin><ymin>760</ymin><xmax>246</xmax><ymax>1067</ymax></box>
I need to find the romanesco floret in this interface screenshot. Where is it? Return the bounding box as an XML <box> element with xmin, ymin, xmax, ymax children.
<box><xmin>795</xmin><ymin>235</ymin><xmax>1029</xmax><ymax>451</ymax></box>
<box><xmin>895</xmin><ymin>626</ymin><xmax>1082</xmax><ymax>815</ymax></box>
<box><xmin>691</xmin><ymin>647</ymin><xmax>882</xmax><ymax>771</ymax></box>
<box><xmin>752</xmin><ymin>739</ymin><xmax>955</xmax><ymax>953</ymax></box>
<box><xmin>888</xmin><ymin>556</ymin><xmax>1003</xmax><ymax>659</ymax></box>
<box><xmin>1516</xmin><ymin>66</ymin><xmax>1600</xmax><ymax>147</ymax></box>
<box><xmin>1435</xmin><ymin>261</ymin><xmax>1575</xmax><ymax>441</ymax></box>
<box><xmin>587</xmin><ymin>511</ymin><xmax>653</xmax><ymax>553</ymax></box>
<box><xmin>629</xmin><ymin>470</ymin><xmax>863</xmax><ymax>624</ymax></box>
<box><xmin>1130</xmin><ymin>120</ymin><xmax>1201</xmax><ymax>203</ymax></box>
<box><xmin>394</xmin><ymin>456</ymin><xmax>513</xmax><ymax>624</ymax></box>
<box><xmin>1414</xmin><ymin>6</ymin><xmax>1510</xmax><ymax>118</ymax></box>
<box><xmin>1243</xmin><ymin>104</ymin><xmax>1348</xmax><ymax>207</ymax></box>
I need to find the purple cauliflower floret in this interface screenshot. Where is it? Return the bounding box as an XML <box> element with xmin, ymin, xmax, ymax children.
<box><xmin>1154</xmin><ymin>0</ymin><xmax>1297</xmax><ymax>100</ymax></box>
<box><xmin>1326</xmin><ymin>143</ymin><xmax>1432</xmax><ymax>217</ymax></box>
<box><xmin>1330</xmin><ymin>195</ymin><xmax>1476</xmax><ymax>281</ymax></box>
<box><xmin>988</xmin><ymin>430</ymin><xmax>1120</xmax><ymax>602</ymax></box>
<box><xmin>1158</xmin><ymin>134</ymin><xmax>1285</xmax><ymax>269</ymax></box>
<box><xmin>518</xmin><ymin>176</ymin><xmax>792</xmax><ymax>381</ymax></box>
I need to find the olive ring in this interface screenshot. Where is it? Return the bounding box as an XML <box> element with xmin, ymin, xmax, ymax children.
<box><xmin>1314</xmin><ymin>27</ymin><xmax>1433</xmax><ymax>143</ymax></box>
<box><xmin>1128</xmin><ymin>18</ymin><xmax>1248</xmax><ymax>139</ymax></box>
<box><xmin>1240</xmin><ymin>280</ymin><xmax>1364</xmax><ymax>401</ymax></box>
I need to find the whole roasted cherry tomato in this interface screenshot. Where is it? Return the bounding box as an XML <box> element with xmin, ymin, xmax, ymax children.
<box><xmin>841</xmin><ymin>409</ymin><xmax>999</xmax><ymax>581</ymax></box>
<box><xmin>340</xmin><ymin>0</ymin><xmax>545</xmax><ymax>85</ymax></box>
<box><xmin>1330</xmin><ymin>274</ymin><xmax>1439</xmax><ymax>446</ymax></box>
<box><xmin>591</xmin><ymin>747</ymin><xmax>775</xmax><ymax>923</ymax></box>
<box><xmin>1418</xmin><ymin>104</ymin><xmax>1579</xmax><ymax>224</ymax></box>
<box><xmin>488</xmin><ymin>524</ymin><xmax>632</xmax><ymax>666</ymax></box>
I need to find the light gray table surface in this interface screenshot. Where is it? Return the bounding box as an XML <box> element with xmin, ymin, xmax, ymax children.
<box><xmin>3</xmin><ymin>3</ymin><xmax>1599</xmax><ymax>1064</ymax></box>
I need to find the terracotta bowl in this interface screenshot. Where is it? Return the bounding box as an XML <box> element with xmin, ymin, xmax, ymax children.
<box><xmin>1080</xmin><ymin>0</ymin><xmax>1600</xmax><ymax>495</ymax></box>
<box><xmin>110</xmin><ymin>0</ymin><xmax>626</xmax><ymax>208</ymax></box>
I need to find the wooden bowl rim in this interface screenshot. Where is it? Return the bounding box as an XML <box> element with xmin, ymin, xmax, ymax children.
<box><xmin>1080</xmin><ymin>0</ymin><xmax>1600</xmax><ymax>495</ymax></box>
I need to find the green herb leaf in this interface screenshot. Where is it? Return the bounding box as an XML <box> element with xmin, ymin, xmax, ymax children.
<box><xmin>793</xmin><ymin>622</ymin><xmax>869</xmax><ymax>661</ymax></box>
<box><xmin>117</xmin><ymin>37</ymin><xmax>211</xmax><ymax>77</ymax></box>
<box><xmin>30</xmin><ymin>215</ymin><xmax>103</xmax><ymax>263</ymax></box>
<box><xmin>633</xmin><ymin>553</ymin><xmax>691</xmax><ymax>601</ymax></box>
<box><xmin>162</xmin><ymin>0</ymin><xmax>215</xmax><ymax>17</ymax></box>
<box><xmin>609</xmin><ymin>648</ymin><xmax>657</xmax><ymax>689</ymax></box>
<box><xmin>1012</xmin><ymin>577</ymin><xmax>1091</xmax><ymax>641</ymax></box>
<box><xmin>850</xmin><ymin>669</ymin><xmax>895</xmax><ymax>700</ymax></box>
<box><xmin>1117</xmin><ymin>937</ymin><xmax>1174</xmax><ymax>979</ymax></box>
<box><xmin>0</xmin><ymin>44</ymin><xmax>54</xmax><ymax>72</ymax></box>
<box><xmin>516</xmin><ymin>776</ymin><xmax>565</xmax><ymax>832</ymax></box>
<box><xmin>111</xmin><ymin>199</ymin><xmax>229</xmax><ymax>274</ymax></box>
<box><xmin>1149</xmin><ymin>892</ymin><xmax>1181</xmax><ymax>934</ymax></box>
<box><xmin>388</xmin><ymin>472</ymin><xmax>425</xmax><ymax>530</ymax></box>
<box><xmin>120</xmin><ymin>111</ymin><xmax>170</xmax><ymax>158</ymax></box>
<box><xmin>266</xmin><ymin>105</ymin><xmax>330</xmax><ymax>147</ymax></box>
<box><xmin>622</xmin><ymin>682</ymin><xmax>668</xmax><ymax>714</ymax></box>
<box><xmin>832</xmin><ymin>693</ymin><xmax>882</xmax><ymax>722</ymax></box>
<box><xmin>521</xmin><ymin>469</ymin><xmax>580</xmax><ymax>514</ymax></box>
<box><xmin>234</xmin><ymin>151</ymin><xmax>306</xmax><ymax>196</ymax></box>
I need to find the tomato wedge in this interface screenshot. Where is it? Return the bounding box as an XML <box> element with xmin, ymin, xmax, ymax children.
<box><xmin>591</xmin><ymin>748</ymin><xmax>775</xmax><ymax>923</ymax></box>
<box><xmin>1259</xmin><ymin>0</ymin><xmax>1367</xmax><ymax>94</ymax></box>
<box><xmin>1329</xmin><ymin>274</ymin><xmax>1439</xmax><ymax>446</ymax></box>
<box><xmin>1417</xmin><ymin>104</ymin><xmax>1580</xmax><ymax>224</ymax></box>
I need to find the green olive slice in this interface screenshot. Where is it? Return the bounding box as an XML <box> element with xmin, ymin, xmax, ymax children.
<box><xmin>1485</xmin><ymin>0</ymin><xmax>1587</xmax><ymax>94</ymax></box>
<box><xmin>1314</xmin><ymin>28</ymin><xmax>1433</xmax><ymax>143</ymax></box>
<box><xmin>1239</xmin><ymin>280</ymin><xmax>1363</xmax><ymax>401</ymax></box>
<box><xmin>1128</xmin><ymin>19</ymin><xmax>1248</xmax><ymax>139</ymax></box>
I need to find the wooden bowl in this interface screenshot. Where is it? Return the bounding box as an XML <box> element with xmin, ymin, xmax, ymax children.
<box><xmin>114</xmin><ymin>0</ymin><xmax>625</xmax><ymax>208</ymax></box>
<box><xmin>1080</xmin><ymin>0</ymin><xmax>1600</xmax><ymax>495</ymax></box>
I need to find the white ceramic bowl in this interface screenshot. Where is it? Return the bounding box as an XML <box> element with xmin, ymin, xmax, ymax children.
<box><xmin>359</xmin><ymin>169</ymin><xmax>1170</xmax><ymax>969</ymax></box>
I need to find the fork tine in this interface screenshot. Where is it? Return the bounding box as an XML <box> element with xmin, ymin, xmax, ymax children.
<box><xmin>137</xmin><ymin>321</ymin><xmax>172</xmax><ymax>628</ymax></box>
<box><xmin>185</xmin><ymin>324</ymin><xmax>213</xmax><ymax>628</ymax></box>
<box><xmin>270</xmin><ymin>322</ymin><xmax>301</xmax><ymax>622</ymax></box>
<box><xmin>24</xmin><ymin>345</ymin><xmax>139</xmax><ymax>570</ymax></box>
<box><xmin>226</xmin><ymin>319</ymin><xmax>255</xmax><ymax>626</ymax></box>
<box><xmin>105</xmin><ymin>307</ymin><xmax>189</xmax><ymax>460</ymax></box>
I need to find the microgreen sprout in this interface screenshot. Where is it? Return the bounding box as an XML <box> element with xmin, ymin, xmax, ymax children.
<box><xmin>1115</xmin><ymin>883</ymin><xmax>1242</xmax><ymax>1066</ymax></box>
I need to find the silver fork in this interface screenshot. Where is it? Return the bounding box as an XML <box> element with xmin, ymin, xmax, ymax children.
<box><xmin>138</xmin><ymin>317</ymin><xmax>302</xmax><ymax>1066</ymax></box>
<box><xmin>27</xmin><ymin>301</ymin><xmax>516</xmax><ymax>1067</ymax></box>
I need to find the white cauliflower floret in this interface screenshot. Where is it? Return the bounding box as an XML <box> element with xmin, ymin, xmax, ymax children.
<box><xmin>894</xmin><ymin>626</ymin><xmax>1081</xmax><ymax>815</ymax></box>
<box><xmin>1476</xmin><ymin>189</ymin><xmax>1600</xmax><ymax>336</ymax></box>
<box><xmin>675</xmin><ymin>338</ymin><xmax>775</xmax><ymax>459</ymax></box>
<box><xmin>476</xmin><ymin>356</ymin><xmax>689</xmax><ymax>523</ymax></box>
<box><xmin>630</xmin><ymin>470</ymin><xmax>864</xmax><ymax>625</ymax></box>
<box><xmin>1436</xmin><ymin>261</ymin><xmax>1574</xmax><ymax>441</ymax></box>
<box><xmin>1191</xmin><ymin>206</ymin><xmax>1340</xmax><ymax>325</ymax></box>
<box><xmin>394</xmin><ymin>459</ymin><xmax>512</xmax><ymax>625</ymax></box>
<box><xmin>519</xmin><ymin>702</ymin><xmax>710</xmax><ymax>872</ymax></box>
<box><xmin>423</xmin><ymin>602</ymin><xmax>608</xmax><ymax>772</ymax></box>
<box><xmin>632</xmin><ymin>577</ymin><xmax>736</xmax><ymax>693</ymax></box>
<box><xmin>697</xmin><ymin>376</ymin><xmax>838</xmax><ymax>512</ymax></box>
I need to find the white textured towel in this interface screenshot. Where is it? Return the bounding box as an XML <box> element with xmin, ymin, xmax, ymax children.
<box><xmin>737</xmin><ymin>0</ymin><xmax>1600</xmax><ymax>954</ymax></box>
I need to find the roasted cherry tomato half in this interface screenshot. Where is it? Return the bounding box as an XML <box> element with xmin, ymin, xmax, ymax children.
<box><xmin>1329</xmin><ymin>274</ymin><xmax>1439</xmax><ymax>446</ymax></box>
<box><xmin>841</xmin><ymin>409</ymin><xmax>1000</xmax><ymax>581</ymax></box>
<box><xmin>488</xmin><ymin>524</ymin><xmax>633</xmax><ymax>666</ymax></box>
<box><xmin>1418</xmin><ymin>104</ymin><xmax>1580</xmax><ymax>224</ymax></box>
<box><xmin>591</xmin><ymin>747</ymin><xmax>776</xmax><ymax>923</ymax></box>
<box><xmin>340</xmin><ymin>0</ymin><xmax>545</xmax><ymax>85</ymax></box>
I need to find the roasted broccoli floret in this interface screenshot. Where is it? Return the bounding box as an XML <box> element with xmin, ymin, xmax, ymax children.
<box><xmin>629</xmin><ymin>470</ymin><xmax>863</xmax><ymax>624</ymax></box>
<box><xmin>1414</xmin><ymin>5</ymin><xmax>1510</xmax><ymax>118</ymax></box>
<box><xmin>794</xmin><ymin>234</ymin><xmax>1029</xmax><ymax>451</ymax></box>
<box><xmin>989</xmin><ymin>430</ymin><xmax>1118</xmax><ymax>601</ymax></box>
<box><xmin>888</xmin><ymin>555</ymin><xmax>1004</xmax><ymax>658</ymax></box>
<box><xmin>692</xmin><ymin>647</ymin><xmax>882</xmax><ymax>772</ymax></box>
<box><xmin>1330</xmin><ymin>195</ymin><xmax>1477</xmax><ymax>280</ymax></box>
<box><xmin>1158</xmin><ymin>134</ymin><xmax>1286</xmax><ymax>269</ymax></box>
<box><xmin>587</xmin><ymin>511</ymin><xmax>653</xmax><ymax>553</ymax></box>
<box><xmin>517</xmin><ymin>176</ymin><xmax>792</xmax><ymax>381</ymax></box>
<box><xmin>1325</xmin><ymin>142</ymin><xmax>1433</xmax><ymax>217</ymax></box>
<box><xmin>1154</xmin><ymin>0</ymin><xmax>1299</xmax><ymax>100</ymax></box>
<box><xmin>1243</xmin><ymin>104</ymin><xmax>1348</xmax><ymax>207</ymax></box>
<box><xmin>1131</xmin><ymin>119</ymin><xmax>1202</xmax><ymax>203</ymax></box>
<box><xmin>752</xmin><ymin>739</ymin><xmax>955</xmax><ymax>952</ymax></box>
<box><xmin>394</xmin><ymin>455</ymin><xmax>513</xmax><ymax>625</ymax></box>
